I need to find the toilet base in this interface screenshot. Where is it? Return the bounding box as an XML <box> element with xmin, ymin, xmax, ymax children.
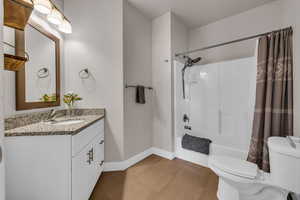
<box><xmin>217</xmin><ymin>178</ymin><xmax>289</xmax><ymax>200</ymax></box>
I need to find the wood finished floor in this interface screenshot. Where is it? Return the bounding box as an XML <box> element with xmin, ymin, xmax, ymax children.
<box><xmin>90</xmin><ymin>155</ymin><xmax>219</xmax><ymax>200</ymax></box>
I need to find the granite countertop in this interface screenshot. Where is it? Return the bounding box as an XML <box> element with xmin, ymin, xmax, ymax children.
<box><xmin>5</xmin><ymin>109</ymin><xmax>105</xmax><ymax>137</ymax></box>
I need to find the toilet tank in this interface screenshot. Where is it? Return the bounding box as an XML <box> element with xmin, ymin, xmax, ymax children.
<box><xmin>268</xmin><ymin>137</ymin><xmax>300</xmax><ymax>194</ymax></box>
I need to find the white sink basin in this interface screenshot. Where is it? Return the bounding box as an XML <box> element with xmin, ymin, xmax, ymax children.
<box><xmin>45</xmin><ymin>119</ymin><xmax>84</xmax><ymax>126</ymax></box>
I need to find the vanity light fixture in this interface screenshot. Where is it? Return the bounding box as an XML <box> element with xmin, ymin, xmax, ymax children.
<box><xmin>47</xmin><ymin>7</ymin><xmax>63</xmax><ymax>25</ymax></box>
<box><xmin>32</xmin><ymin>0</ymin><xmax>72</xmax><ymax>33</ymax></box>
<box><xmin>33</xmin><ymin>0</ymin><xmax>52</xmax><ymax>14</ymax></box>
<box><xmin>58</xmin><ymin>18</ymin><xmax>72</xmax><ymax>33</ymax></box>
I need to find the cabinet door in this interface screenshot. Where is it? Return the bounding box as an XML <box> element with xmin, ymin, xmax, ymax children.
<box><xmin>72</xmin><ymin>143</ymin><xmax>96</xmax><ymax>200</ymax></box>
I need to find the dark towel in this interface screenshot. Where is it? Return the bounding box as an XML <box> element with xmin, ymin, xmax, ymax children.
<box><xmin>182</xmin><ymin>134</ymin><xmax>212</xmax><ymax>155</ymax></box>
<box><xmin>136</xmin><ymin>85</ymin><xmax>146</xmax><ymax>104</ymax></box>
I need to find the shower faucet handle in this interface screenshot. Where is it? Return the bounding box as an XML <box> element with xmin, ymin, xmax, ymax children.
<box><xmin>183</xmin><ymin>114</ymin><xmax>190</xmax><ymax>122</ymax></box>
<box><xmin>184</xmin><ymin>125</ymin><xmax>192</xmax><ymax>130</ymax></box>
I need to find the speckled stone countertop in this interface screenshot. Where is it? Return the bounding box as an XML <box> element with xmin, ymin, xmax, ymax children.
<box><xmin>5</xmin><ymin>109</ymin><xmax>105</xmax><ymax>137</ymax></box>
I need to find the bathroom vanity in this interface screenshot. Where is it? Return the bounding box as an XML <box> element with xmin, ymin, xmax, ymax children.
<box><xmin>4</xmin><ymin>109</ymin><xmax>105</xmax><ymax>200</ymax></box>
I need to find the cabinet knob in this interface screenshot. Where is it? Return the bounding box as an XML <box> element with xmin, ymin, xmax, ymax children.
<box><xmin>99</xmin><ymin>140</ymin><xmax>104</xmax><ymax>145</ymax></box>
<box><xmin>86</xmin><ymin>148</ymin><xmax>94</xmax><ymax>164</ymax></box>
<box><xmin>90</xmin><ymin>148</ymin><xmax>94</xmax><ymax>161</ymax></box>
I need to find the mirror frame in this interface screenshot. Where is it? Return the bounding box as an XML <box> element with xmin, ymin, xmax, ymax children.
<box><xmin>15</xmin><ymin>21</ymin><xmax>61</xmax><ymax>110</ymax></box>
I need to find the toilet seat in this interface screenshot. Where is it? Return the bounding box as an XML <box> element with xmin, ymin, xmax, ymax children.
<box><xmin>209</xmin><ymin>156</ymin><xmax>258</xmax><ymax>182</ymax></box>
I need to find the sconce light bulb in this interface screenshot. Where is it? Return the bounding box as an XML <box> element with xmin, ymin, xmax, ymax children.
<box><xmin>59</xmin><ymin>19</ymin><xmax>72</xmax><ymax>34</ymax></box>
<box><xmin>33</xmin><ymin>0</ymin><xmax>52</xmax><ymax>14</ymax></box>
<box><xmin>47</xmin><ymin>8</ymin><xmax>63</xmax><ymax>25</ymax></box>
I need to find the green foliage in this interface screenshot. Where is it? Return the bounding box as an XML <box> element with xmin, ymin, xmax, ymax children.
<box><xmin>40</xmin><ymin>94</ymin><xmax>57</xmax><ymax>102</ymax></box>
<box><xmin>63</xmin><ymin>92</ymin><xmax>83</xmax><ymax>108</ymax></box>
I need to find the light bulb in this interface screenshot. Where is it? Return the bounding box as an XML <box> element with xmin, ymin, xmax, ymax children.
<box><xmin>33</xmin><ymin>0</ymin><xmax>52</xmax><ymax>14</ymax></box>
<box><xmin>47</xmin><ymin>8</ymin><xmax>63</xmax><ymax>25</ymax></box>
<box><xmin>59</xmin><ymin>19</ymin><xmax>72</xmax><ymax>34</ymax></box>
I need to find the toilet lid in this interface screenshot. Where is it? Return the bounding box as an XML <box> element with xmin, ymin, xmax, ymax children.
<box><xmin>210</xmin><ymin>156</ymin><xmax>258</xmax><ymax>179</ymax></box>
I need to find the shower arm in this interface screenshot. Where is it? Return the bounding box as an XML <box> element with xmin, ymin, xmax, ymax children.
<box><xmin>182</xmin><ymin>66</ymin><xmax>187</xmax><ymax>99</ymax></box>
<box><xmin>181</xmin><ymin>56</ymin><xmax>202</xmax><ymax>99</ymax></box>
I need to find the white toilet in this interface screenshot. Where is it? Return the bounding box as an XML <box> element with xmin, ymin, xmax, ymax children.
<box><xmin>209</xmin><ymin>137</ymin><xmax>300</xmax><ymax>200</ymax></box>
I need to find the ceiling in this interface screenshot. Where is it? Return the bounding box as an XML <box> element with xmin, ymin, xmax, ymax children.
<box><xmin>128</xmin><ymin>0</ymin><xmax>276</xmax><ymax>28</ymax></box>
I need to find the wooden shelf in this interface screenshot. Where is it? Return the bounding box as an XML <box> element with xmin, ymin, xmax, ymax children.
<box><xmin>4</xmin><ymin>0</ymin><xmax>34</xmax><ymax>31</ymax></box>
<box><xmin>4</xmin><ymin>54</ymin><xmax>28</xmax><ymax>71</ymax></box>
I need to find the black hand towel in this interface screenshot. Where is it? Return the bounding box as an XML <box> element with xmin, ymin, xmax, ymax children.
<box><xmin>136</xmin><ymin>85</ymin><xmax>146</xmax><ymax>104</ymax></box>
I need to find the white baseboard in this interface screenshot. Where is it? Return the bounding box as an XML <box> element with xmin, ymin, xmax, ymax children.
<box><xmin>151</xmin><ymin>147</ymin><xmax>175</xmax><ymax>160</ymax></box>
<box><xmin>104</xmin><ymin>147</ymin><xmax>174</xmax><ymax>172</ymax></box>
<box><xmin>103</xmin><ymin>161</ymin><xmax>126</xmax><ymax>172</ymax></box>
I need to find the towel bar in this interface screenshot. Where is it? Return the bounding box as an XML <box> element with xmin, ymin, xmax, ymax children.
<box><xmin>125</xmin><ymin>85</ymin><xmax>153</xmax><ymax>90</ymax></box>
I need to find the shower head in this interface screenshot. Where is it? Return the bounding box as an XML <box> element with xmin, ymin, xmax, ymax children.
<box><xmin>184</xmin><ymin>56</ymin><xmax>202</xmax><ymax>67</ymax></box>
<box><xmin>182</xmin><ymin>56</ymin><xmax>202</xmax><ymax>99</ymax></box>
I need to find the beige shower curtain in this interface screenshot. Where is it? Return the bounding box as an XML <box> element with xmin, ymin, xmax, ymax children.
<box><xmin>247</xmin><ymin>27</ymin><xmax>293</xmax><ymax>172</ymax></box>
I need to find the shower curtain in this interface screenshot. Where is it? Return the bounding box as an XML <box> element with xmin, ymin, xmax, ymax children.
<box><xmin>247</xmin><ymin>27</ymin><xmax>293</xmax><ymax>172</ymax></box>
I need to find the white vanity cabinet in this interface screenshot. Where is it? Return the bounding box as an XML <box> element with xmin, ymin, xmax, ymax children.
<box><xmin>5</xmin><ymin>119</ymin><xmax>104</xmax><ymax>200</ymax></box>
<box><xmin>72</xmin><ymin>123</ymin><xmax>105</xmax><ymax>200</ymax></box>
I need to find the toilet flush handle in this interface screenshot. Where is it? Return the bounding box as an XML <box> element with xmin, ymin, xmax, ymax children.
<box><xmin>287</xmin><ymin>136</ymin><xmax>296</xmax><ymax>149</ymax></box>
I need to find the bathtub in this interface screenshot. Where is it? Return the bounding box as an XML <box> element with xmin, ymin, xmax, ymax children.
<box><xmin>175</xmin><ymin>136</ymin><xmax>248</xmax><ymax>167</ymax></box>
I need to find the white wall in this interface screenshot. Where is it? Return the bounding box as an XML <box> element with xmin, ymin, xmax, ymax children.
<box><xmin>123</xmin><ymin>2</ymin><xmax>153</xmax><ymax>159</ymax></box>
<box><xmin>0</xmin><ymin>0</ymin><xmax>5</xmax><ymax>198</ymax></box>
<box><xmin>171</xmin><ymin>14</ymin><xmax>188</xmax><ymax>146</ymax></box>
<box><xmin>152</xmin><ymin>13</ymin><xmax>173</xmax><ymax>152</ymax></box>
<box><xmin>64</xmin><ymin>0</ymin><xmax>124</xmax><ymax>162</ymax></box>
<box><xmin>188</xmin><ymin>0</ymin><xmax>300</xmax><ymax>137</ymax></box>
<box><xmin>53</xmin><ymin>0</ymin><xmax>64</xmax><ymax>11</ymax></box>
<box><xmin>151</xmin><ymin>13</ymin><xmax>189</xmax><ymax>153</ymax></box>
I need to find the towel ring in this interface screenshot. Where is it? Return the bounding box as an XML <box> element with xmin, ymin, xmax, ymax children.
<box><xmin>37</xmin><ymin>67</ymin><xmax>49</xmax><ymax>78</ymax></box>
<box><xmin>79</xmin><ymin>68</ymin><xmax>90</xmax><ymax>79</ymax></box>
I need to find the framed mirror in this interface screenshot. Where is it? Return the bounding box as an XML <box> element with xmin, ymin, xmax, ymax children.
<box><xmin>15</xmin><ymin>21</ymin><xmax>60</xmax><ymax>110</ymax></box>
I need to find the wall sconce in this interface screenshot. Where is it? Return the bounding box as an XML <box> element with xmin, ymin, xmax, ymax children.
<box><xmin>32</xmin><ymin>0</ymin><xmax>72</xmax><ymax>33</ymax></box>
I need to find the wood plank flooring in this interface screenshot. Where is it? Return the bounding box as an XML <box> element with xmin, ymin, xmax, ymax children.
<box><xmin>90</xmin><ymin>155</ymin><xmax>219</xmax><ymax>200</ymax></box>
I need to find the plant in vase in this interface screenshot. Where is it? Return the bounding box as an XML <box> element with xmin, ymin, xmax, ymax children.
<box><xmin>63</xmin><ymin>92</ymin><xmax>82</xmax><ymax>116</ymax></box>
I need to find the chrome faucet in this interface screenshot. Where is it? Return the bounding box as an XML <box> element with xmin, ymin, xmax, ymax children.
<box><xmin>45</xmin><ymin>109</ymin><xmax>58</xmax><ymax>122</ymax></box>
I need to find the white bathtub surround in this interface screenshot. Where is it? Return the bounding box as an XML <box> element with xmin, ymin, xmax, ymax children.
<box><xmin>174</xmin><ymin>57</ymin><xmax>256</xmax><ymax>163</ymax></box>
<box><xmin>209</xmin><ymin>137</ymin><xmax>300</xmax><ymax>200</ymax></box>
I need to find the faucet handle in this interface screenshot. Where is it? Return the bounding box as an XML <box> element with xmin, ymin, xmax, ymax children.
<box><xmin>183</xmin><ymin>114</ymin><xmax>190</xmax><ymax>123</ymax></box>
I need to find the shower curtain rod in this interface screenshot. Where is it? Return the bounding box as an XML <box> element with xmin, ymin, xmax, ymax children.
<box><xmin>175</xmin><ymin>26</ymin><xmax>292</xmax><ymax>57</ymax></box>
